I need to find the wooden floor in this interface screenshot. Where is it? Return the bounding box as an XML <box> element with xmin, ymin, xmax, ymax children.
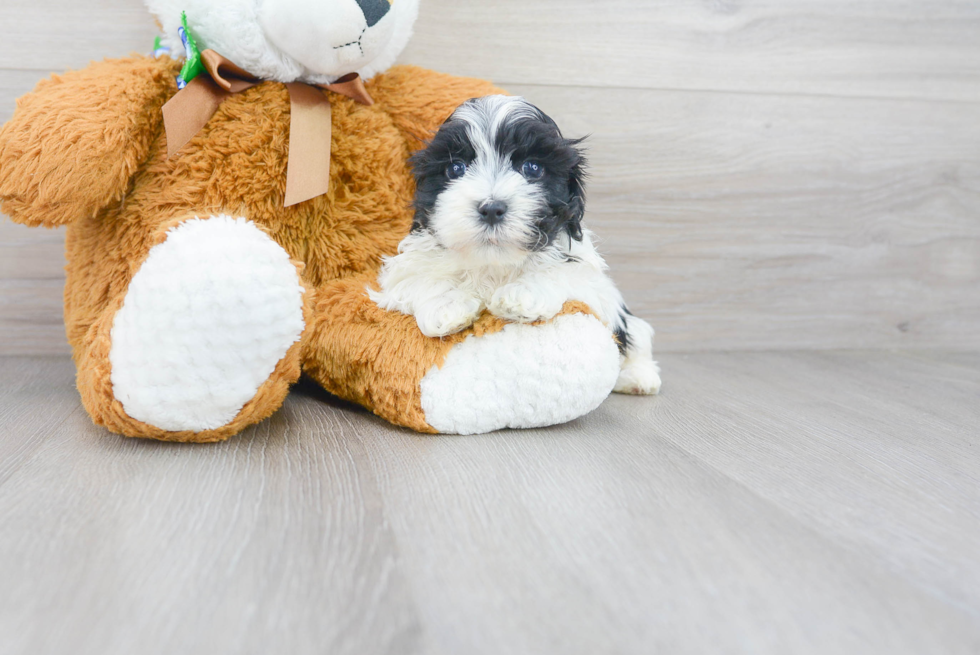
<box><xmin>1</xmin><ymin>352</ymin><xmax>978</xmax><ymax>654</ymax></box>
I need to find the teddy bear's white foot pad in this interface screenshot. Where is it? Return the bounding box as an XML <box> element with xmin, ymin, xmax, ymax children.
<box><xmin>109</xmin><ymin>215</ymin><xmax>305</xmax><ymax>432</ymax></box>
<box><xmin>419</xmin><ymin>314</ymin><xmax>621</xmax><ymax>435</ymax></box>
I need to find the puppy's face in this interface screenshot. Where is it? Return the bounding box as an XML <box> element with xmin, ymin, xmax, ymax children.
<box><xmin>411</xmin><ymin>96</ymin><xmax>587</xmax><ymax>263</ymax></box>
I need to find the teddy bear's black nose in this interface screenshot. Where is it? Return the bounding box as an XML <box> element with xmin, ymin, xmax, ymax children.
<box><xmin>356</xmin><ymin>0</ymin><xmax>391</xmax><ymax>27</ymax></box>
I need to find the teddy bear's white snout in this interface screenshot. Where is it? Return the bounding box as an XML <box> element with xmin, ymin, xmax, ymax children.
<box><xmin>259</xmin><ymin>0</ymin><xmax>394</xmax><ymax>75</ymax></box>
<box><xmin>335</xmin><ymin>43</ymin><xmax>364</xmax><ymax>66</ymax></box>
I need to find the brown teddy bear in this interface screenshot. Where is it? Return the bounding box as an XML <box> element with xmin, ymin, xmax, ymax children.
<box><xmin>0</xmin><ymin>0</ymin><xmax>623</xmax><ymax>441</ymax></box>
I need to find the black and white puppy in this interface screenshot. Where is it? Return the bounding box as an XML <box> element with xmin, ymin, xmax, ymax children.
<box><xmin>370</xmin><ymin>95</ymin><xmax>660</xmax><ymax>395</ymax></box>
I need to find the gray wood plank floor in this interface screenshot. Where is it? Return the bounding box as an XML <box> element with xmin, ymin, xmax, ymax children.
<box><xmin>1</xmin><ymin>352</ymin><xmax>977</xmax><ymax>655</ymax></box>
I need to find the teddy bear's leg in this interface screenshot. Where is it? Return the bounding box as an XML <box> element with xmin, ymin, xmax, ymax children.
<box><xmin>302</xmin><ymin>275</ymin><xmax>622</xmax><ymax>435</ymax></box>
<box><xmin>74</xmin><ymin>214</ymin><xmax>310</xmax><ymax>442</ymax></box>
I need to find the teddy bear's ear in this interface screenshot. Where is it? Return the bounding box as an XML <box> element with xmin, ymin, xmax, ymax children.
<box><xmin>0</xmin><ymin>56</ymin><xmax>176</xmax><ymax>228</ymax></box>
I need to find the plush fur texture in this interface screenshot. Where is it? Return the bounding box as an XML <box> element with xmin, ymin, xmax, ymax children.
<box><xmin>371</xmin><ymin>96</ymin><xmax>662</xmax><ymax>395</ymax></box>
<box><xmin>69</xmin><ymin>211</ymin><xmax>316</xmax><ymax>443</ymax></box>
<box><xmin>0</xmin><ymin>57</ymin><xmax>174</xmax><ymax>228</ymax></box>
<box><xmin>109</xmin><ymin>215</ymin><xmax>306</xmax><ymax>432</ymax></box>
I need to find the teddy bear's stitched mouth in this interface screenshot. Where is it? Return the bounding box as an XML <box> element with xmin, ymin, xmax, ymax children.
<box><xmin>332</xmin><ymin>27</ymin><xmax>366</xmax><ymax>56</ymax></box>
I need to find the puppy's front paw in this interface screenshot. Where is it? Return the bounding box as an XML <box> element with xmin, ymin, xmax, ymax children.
<box><xmin>614</xmin><ymin>359</ymin><xmax>662</xmax><ymax>395</ymax></box>
<box><xmin>415</xmin><ymin>294</ymin><xmax>483</xmax><ymax>338</ymax></box>
<box><xmin>488</xmin><ymin>283</ymin><xmax>565</xmax><ymax>324</ymax></box>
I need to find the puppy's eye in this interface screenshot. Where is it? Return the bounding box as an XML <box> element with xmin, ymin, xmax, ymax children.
<box><xmin>446</xmin><ymin>161</ymin><xmax>467</xmax><ymax>179</ymax></box>
<box><xmin>522</xmin><ymin>161</ymin><xmax>545</xmax><ymax>180</ymax></box>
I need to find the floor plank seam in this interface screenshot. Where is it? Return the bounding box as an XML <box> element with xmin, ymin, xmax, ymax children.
<box><xmin>492</xmin><ymin>79</ymin><xmax>980</xmax><ymax>107</ymax></box>
<box><xmin>3</xmin><ymin>66</ymin><xmax>980</xmax><ymax>108</ymax></box>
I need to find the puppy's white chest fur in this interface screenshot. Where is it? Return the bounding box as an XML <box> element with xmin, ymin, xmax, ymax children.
<box><xmin>370</xmin><ymin>229</ymin><xmax>605</xmax><ymax>329</ymax></box>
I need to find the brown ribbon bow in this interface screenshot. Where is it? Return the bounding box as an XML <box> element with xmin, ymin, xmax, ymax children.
<box><xmin>162</xmin><ymin>49</ymin><xmax>374</xmax><ymax>207</ymax></box>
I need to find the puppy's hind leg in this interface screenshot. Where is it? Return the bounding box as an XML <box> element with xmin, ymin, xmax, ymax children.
<box><xmin>613</xmin><ymin>310</ymin><xmax>662</xmax><ymax>395</ymax></box>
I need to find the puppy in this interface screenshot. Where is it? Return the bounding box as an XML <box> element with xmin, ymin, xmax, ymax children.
<box><xmin>369</xmin><ymin>95</ymin><xmax>661</xmax><ymax>395</ymax></box>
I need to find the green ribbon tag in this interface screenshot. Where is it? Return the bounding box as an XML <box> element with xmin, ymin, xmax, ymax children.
<box><xmin>152</xmin><ymin>35</ymin><xmax>171</xmax><ymax>58</ymax></box>
<box><xmin>176</xmin><ymin>12</ymin><xmax>205</xmax><ymax>89</ymax></box>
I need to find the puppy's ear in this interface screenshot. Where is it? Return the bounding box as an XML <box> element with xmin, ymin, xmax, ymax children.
<box><xmin>564</xmin><ymin>139</ymin><xmax>588</xmax><ymax>241</ymax></box>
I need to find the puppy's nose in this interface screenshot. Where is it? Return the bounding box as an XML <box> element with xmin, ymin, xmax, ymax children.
<box><xmin>478</xmin><ymin>200</ymin><xmax>508</xmax><ymax>226</ymax></box>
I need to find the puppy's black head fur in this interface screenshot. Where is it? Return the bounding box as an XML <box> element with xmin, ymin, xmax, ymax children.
<box><xmin>410</xmin><ymin>97</ymin><xmax>588</xmax><ymax>250</ymax></box>
<box><xmin>410</xmin><ymin>117</ymin><xmax>475</xmax><ymax>232</ymax></box>
<box><xmin>495</xmin><ymin>106</ymin><xmax>588</xmax><ymax>248</ymax></box>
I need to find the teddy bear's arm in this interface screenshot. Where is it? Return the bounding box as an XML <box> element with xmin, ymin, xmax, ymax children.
<box><xmin>0</xmin><ymin>56</ymin><xmax>177</xmax><ymax>228</ymax></box>
<box><xmin>371</xmin><ymin>65</ymin><xmax>506</xmax><ymax>149</ymax></box>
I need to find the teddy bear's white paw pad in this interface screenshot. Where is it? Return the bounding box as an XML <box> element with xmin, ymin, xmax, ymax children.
<box><xmin>614</xmin><ymin>359</ymin><xmax>662</xmax><ymax>395</ymax></box>
<box><xmin>488</xmin><ymin>283</ymin><xmax>565</xmax><ymax>324</ymax></box>
<box><xmin>109</xmin><ymin>215</ymin><xmax>305</xmax><ymax>432</ymax></box>
<box><xmin>420</xmin><ymin>313</ymin><xmax>621</xmax><ymax>434</ymax></box>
